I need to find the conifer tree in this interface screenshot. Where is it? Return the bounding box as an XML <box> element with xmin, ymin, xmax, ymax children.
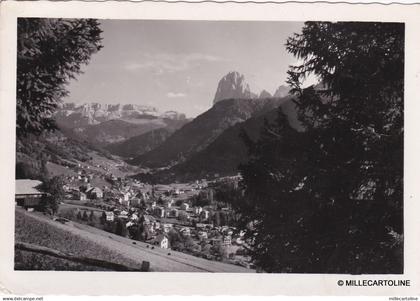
<box><xmin>237</xmin><ymin>22</ymin><xmax>404</xmax><ymax>273</ymax></box>
<box><xmin>17</xmin><ymin>18</ymin><xmax>102</xmax><ymax>138</ymax></box>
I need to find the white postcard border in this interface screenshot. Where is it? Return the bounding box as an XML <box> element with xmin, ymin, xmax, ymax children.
<box><xmin>0</xmin><ymin>1</ymin><xmax>419</xmax><ymax>296</ymax></box>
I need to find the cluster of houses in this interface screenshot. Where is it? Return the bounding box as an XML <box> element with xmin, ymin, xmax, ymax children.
<box><xmin>101</xmin><ymin>204</ymin><xmax>244</xmax><ymax>251</ymax></box>
<box><xmin>150</xmin><ymin>200</ymin><xmax>210</xmax><ymax>222</ymax></box>
<box><xmin>63</xmin><ymin>176</ymin><xmax>245</xmax><ymax>253</ymax></box>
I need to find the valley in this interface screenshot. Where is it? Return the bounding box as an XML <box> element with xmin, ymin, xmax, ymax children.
<box><xmin>16</xmin><ymin>71</ymin><xmax>295</xmax><ymax>272</ymax></box>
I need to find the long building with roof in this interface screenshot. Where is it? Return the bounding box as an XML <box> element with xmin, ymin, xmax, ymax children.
<box><xmin>15</xmin><ymin>179</ymin><xmax>46</xmax><ymax>208</ymax></box>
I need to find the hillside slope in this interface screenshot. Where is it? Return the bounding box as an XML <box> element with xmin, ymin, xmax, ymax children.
<box><xmin>15</xmin><ymin>208</ymin><xmax>144</xmax><ymax>271</ymax></box>
<box><xmin>72</xmin><ymin>119</ymin><xmax>165</xmax><ymax>145</ymax></box>
<box><xmin>138</xmin><ymin>99</ymin><xmax>301</xmax><ymax>183</ymax></box>
<box><xmin>166</xmin><ymin>110</ymin><xmax>277</xmax><ymax>181</ymax></box>
<box><xmin>105</xmin><ymin>128</ymin><xmax>174</xmax><ymax>158</ymax></box>
<box><xmin>15</xmin><ymin>125</ymin><xmax>124</xmax><ymax>181</ymax></box>
<box><xmin>131</xmin><ymin>97</ymin><xmax>291</xmax><ymax>168</ymax></box>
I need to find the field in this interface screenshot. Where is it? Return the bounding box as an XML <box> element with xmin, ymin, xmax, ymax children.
<box><xmin>46</xmin><ymin>162</ymin><xmax>78</xmax><ymax>177</ymax></box>
<box><xmin>14</xmin><ymin>208</ymin><xmax>145</xmax><ymax>271</ymax></box>
<box><xmin>57</xmin><ymin>202</ymin><xmax>106</xmax><ymax>230</ymax></box>
<box><xmin>86</xmin><ymin>151</ymin><xmax>138</xmax><ymax>178</ymax></box>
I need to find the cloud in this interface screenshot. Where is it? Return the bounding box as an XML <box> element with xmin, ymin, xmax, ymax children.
<box><xmin>166</xmin><ymin>92</ymin><xmax>187</xmax><ymax>98</ymax></box>
<box><xmin>124</xmin><ymin>52</ymin><xmax>226</xmax><ymax>74</ymax></box>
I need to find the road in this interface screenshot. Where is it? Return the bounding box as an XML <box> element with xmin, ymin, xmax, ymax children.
<box><xmin>21</xmin><ymin>209</ymin><xmax>254</xmax><ymax>273</ymax></box>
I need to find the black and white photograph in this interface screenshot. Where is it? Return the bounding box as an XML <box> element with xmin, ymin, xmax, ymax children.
<box><xmin>12</xmin><ymin>17</ymin><xmax>404</xmax><ymax>274</ymax></box>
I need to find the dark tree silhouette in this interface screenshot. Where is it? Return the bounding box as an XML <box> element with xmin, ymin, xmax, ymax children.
<box><xmin>82</xmin><ymin>211</ymin><xmax>89</xmax><ymax>222</ymax></box>
<box><xmin>115</xmin><ymin>219</ymin><xmax>128</xmax><ymax>237</ymax></box>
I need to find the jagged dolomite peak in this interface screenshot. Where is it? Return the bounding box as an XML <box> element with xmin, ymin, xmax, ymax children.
<box><xmin>213</xmin><ymin>71</ymin><xmax>253</xmax><ymax>105</ymax></box>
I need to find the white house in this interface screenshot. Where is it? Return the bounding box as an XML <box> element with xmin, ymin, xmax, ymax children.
<box><xmin>79</xmin><ymin>192</ymin><xmax>87</xmax><ymax>201</ymax></box>
<box><xmin>196</xmin><ymin>223</ymin><xmax>207</xmax><ymax>230</ymax></box>
<box><xmin>117</xmin><ymin>192</ymin><xmax>131</xmax><ymax>205</ymax></box>
<box><xmin>118</xmin><ymin>210</ymin><xmax>129</xmax><ymax>219</ymax></box>
<box><xmin>194</xmin><ymin>207</ymin><xmax>203</xmax><ymax>215</ymax></box>
<box><xmin>200</xmin><ymin>210</ymin><xmax>210</xmax><ymax>220</ymax></box>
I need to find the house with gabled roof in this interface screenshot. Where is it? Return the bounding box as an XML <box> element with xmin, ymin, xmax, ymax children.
<box><xmin>85</xmin><ymin>186</ymin><xmax>103</xmax><ymax>199</ymax></box>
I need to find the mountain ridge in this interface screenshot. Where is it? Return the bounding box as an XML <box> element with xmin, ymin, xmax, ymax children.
<box><xmin>54</xmin><ymin>102</ymin><xmax>189</xmax><ymax>147</ymax></box>
<box><xmin>55</xmin><ymin>102</ymin><xmax>186</xmax><ymax>128</ymax></box>
<box><xmin>105</xmin><ymin>127</ymin><xmax>177</xmax><ymax>158</ymax></box>
<box><xmin>132</xmin><ymin>96</ymin><xmax>302</xmax><ymax>183</ymax></box>
<box><xmin>130</xmin><ymin>96</ymin><xmax>292</xmax><ymax>168</ymax></box>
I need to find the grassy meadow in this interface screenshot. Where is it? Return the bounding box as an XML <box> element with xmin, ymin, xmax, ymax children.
<box><xmin>14</xmin><ymin>209</ymin><xmax>143</xmax><ymax>271</ymax></box>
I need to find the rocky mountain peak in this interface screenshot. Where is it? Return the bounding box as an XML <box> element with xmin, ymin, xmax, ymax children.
<box><xmin>213</xmin><ymin>71</ymin><xmax>253</xmax><ymax>105</ymax></box>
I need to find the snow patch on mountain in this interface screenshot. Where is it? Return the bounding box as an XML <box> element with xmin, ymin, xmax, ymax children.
<box><xmin>55</xmin><ymin>102</ymin><xmax>185</xmax><ymax>128</ymax></box>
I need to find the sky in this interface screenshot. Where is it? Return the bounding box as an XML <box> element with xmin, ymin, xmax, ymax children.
<box><xmin>65</xmin><ymin>20</ymin><xmax>306</xmax><ymax>118</ymax></box>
